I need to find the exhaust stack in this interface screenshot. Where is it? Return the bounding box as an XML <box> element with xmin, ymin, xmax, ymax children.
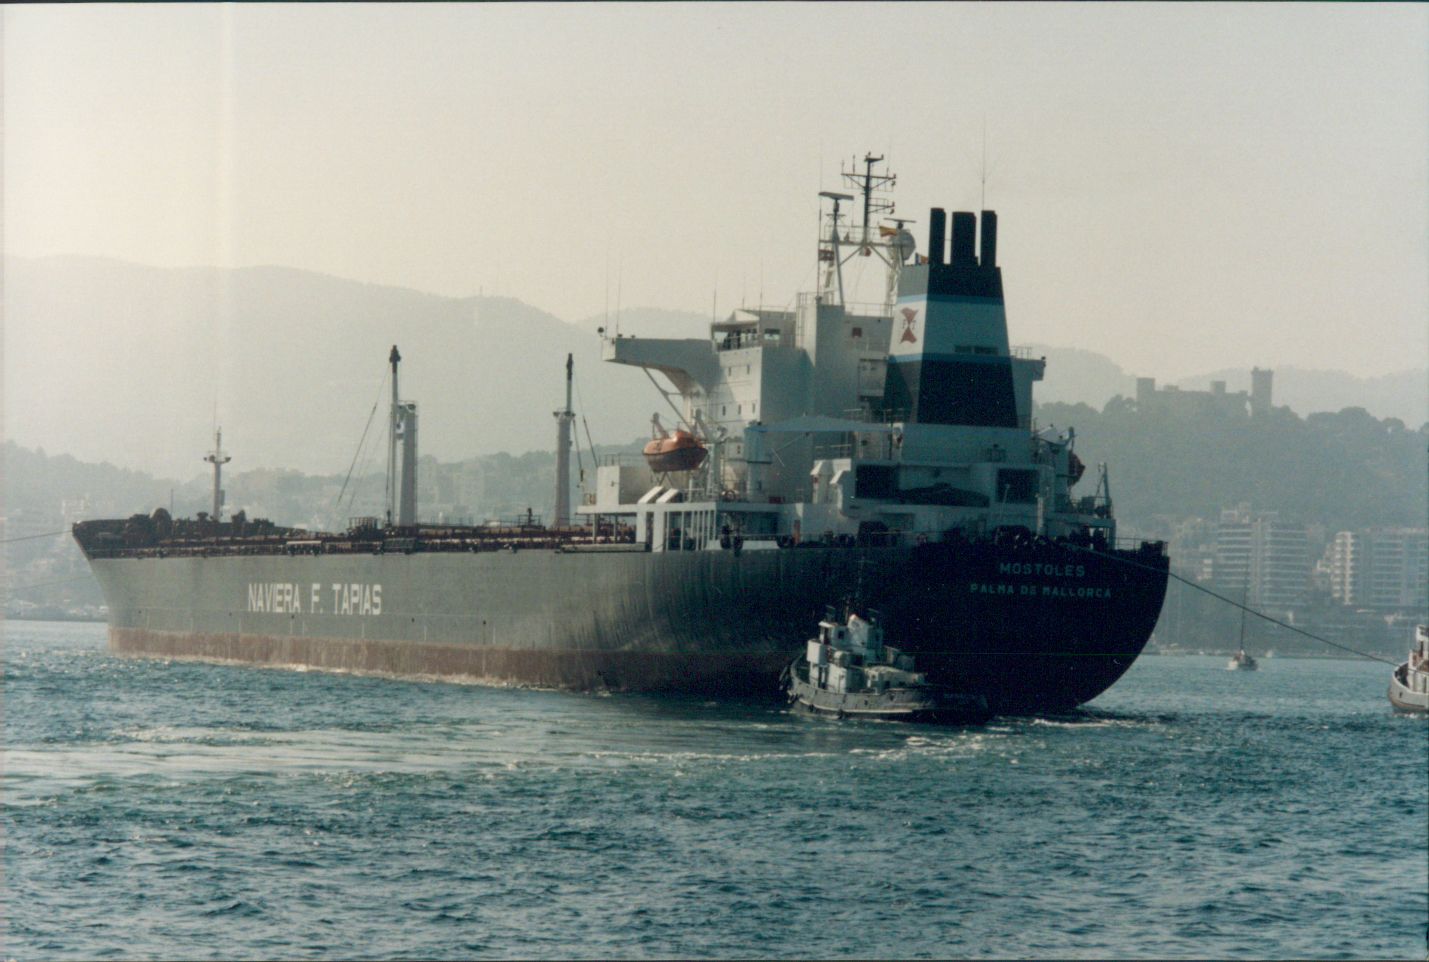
<box><xmin>979</xmin><ymin>210</ymin><xmax>997</xmax><ymax>268</ymax></box>
<box><xmin>927</xmin><ymin>208</ymin><xmax>946</xmax><ymax>265</ymax></box>
<box><xmin>950</xmin><ymin>211</ymin><xmax>977</xmax><ymax>265</ymax></box>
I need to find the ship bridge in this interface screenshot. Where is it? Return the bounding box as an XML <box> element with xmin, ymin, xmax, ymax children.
<box><xmin>585</xmin><ymin>158</ymin><xmax>1112</xmax><ymax>552</ymax></box>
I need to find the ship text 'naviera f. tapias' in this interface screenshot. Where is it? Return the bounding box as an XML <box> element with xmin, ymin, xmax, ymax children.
<box><xmin>74</xmin><ymin>155</ymin><xmax>1169</xmax><ymax>714</ymax></box>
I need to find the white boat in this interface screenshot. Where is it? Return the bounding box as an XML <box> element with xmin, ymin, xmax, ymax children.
<box><xmin>1227</xmin><ymin>649</ymin><xmax>1258</xmax><ymax>671</ymax></box>
<box><xmin>1388</xmin><ymin>624</ymin><xmax>1429</xmax><ymax>714</ymax></box>
<box><xmin>1226</xmin><ymin>583</ymin><xmax>1258</xmax><ymax>671</ymax></box>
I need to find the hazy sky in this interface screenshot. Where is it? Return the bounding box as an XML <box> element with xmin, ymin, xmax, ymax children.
<box><xmin>6</xmin><ymin>3</ymin><xmax>1427</xmax><ymax>380</ymax></box>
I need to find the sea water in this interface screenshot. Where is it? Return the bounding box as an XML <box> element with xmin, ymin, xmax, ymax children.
<box><xmin>5</xmin><ymin>620</ymin><xmax>1426</xmax><ymax>960</ymax></box>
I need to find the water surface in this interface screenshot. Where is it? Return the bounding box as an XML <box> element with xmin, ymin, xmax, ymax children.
<box><xmin>5</xmin><ymin>621</ymin><xmax>1426</xmax><ymax>959</ymax></box>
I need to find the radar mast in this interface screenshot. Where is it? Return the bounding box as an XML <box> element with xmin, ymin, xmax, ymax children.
<box><xmin>817</xmin><ymin>153</ymin><xmax>914</xmax><ymax>311</ymax></box>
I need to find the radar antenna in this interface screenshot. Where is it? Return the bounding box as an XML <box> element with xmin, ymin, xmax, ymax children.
<box><xmin>817</xmin><ymin>154</ymin><xmax>913</xmax><ymax>312</ymax></box>
<box><xmin>841</xmin><ymin>152</ymin><xmax>897</xmax><ymax>249</ymax></box>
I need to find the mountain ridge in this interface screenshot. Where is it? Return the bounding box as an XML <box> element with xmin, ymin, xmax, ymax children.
<box><xmin>7</xmin><ymin>255</ymin><xmax>1424</xmax><ymax>480</ymax></box>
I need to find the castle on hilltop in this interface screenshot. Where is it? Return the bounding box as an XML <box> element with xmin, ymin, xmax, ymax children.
<box><xmin>1135</xmin><ymin>367</ymin><xmax>1273</xmax><ymax>419</ymax></box>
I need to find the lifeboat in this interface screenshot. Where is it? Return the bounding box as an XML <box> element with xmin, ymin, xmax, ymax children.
<box><xmin>644</xmin><ymin>430</ymin><xmax>707</xmax><ymax>473</ymax></box>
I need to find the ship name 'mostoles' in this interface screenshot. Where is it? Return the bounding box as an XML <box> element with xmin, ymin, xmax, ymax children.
<box><xmin>246</xmin><ymin>582</ymin><xmax>382</xmax><ymax>615</ymax></box>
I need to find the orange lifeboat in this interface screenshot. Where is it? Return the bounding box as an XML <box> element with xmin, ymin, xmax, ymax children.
<box><xmin>644</xmin><ymin>430</ymin><xmax>707</xmax><ymax>473</ymax></box>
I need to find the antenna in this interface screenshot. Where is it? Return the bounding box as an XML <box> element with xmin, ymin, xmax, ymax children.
<box><xmin>386</xmin><ymin>345</ymin><xmax>401</xmax><ymax>526</ymax></box>
<box><xmin>839</xmin><ymin>153</ymin><xmax>895</xmax><ymax>247</ymax></box>
<box><xmin>980</xmin><ymin>115</ymin><xmax>988</xmax><ymax>212</ymax></box>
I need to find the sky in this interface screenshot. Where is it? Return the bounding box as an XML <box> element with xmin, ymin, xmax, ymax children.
<box><xmin>5</xmin><ymin>3</ymin><xmax>1427</xmax><ymax>381</ymax></box>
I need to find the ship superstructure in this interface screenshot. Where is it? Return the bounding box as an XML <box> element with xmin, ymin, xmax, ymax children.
<box><xmin>592</xmin><ymin>155</ymin><xmax>1107</xmax><ymax>559</ymax></box>
<box><xmin>74</xmin><ymin>155</ymin><xmax>1169</xmax><ymax>713</ymax></box>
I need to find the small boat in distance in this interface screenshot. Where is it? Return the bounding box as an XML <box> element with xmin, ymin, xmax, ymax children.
<box><xmin>1227</xmin><ymin>581</ymin><xmax>1258</xmax><ymax>671</ymax></box>
<box><xmin>1227</xmin><ymin>648</ymin><xmax>1258</xmax><ymax>671</ymax></box>
<box><xmin>1388</xmin><ymin>624</ymin><xmax>1428</xmax><ymax>714</ymax></box>
<box><xmin>784</xmin><ymin>606</ymin><xmax>991</xmax><ymax>724</ymax></box>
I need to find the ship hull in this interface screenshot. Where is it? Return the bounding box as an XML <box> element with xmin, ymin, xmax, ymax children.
<box><xmin>88</xmin><ymin>539</ymin><xmax>1168</xmax><ymax>713</ymax></box>
<box><xmin>1388</xmin><ymin>665</ymin><xmax>1429</xmax><ymax>713</ymax></box>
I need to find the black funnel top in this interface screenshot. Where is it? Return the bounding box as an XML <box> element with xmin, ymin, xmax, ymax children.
<box><xmin>927</xmin><ymin>208</ymin><xmax>946</xmax><ymax>266</ymax></box>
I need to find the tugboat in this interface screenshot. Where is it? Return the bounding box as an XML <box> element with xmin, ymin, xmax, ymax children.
<box><xmin>1388</xmin><ymin>624</ymin><xmax>1429</xmax><ymax>714</ymax></box>
<box><xmin>784</xmin><ymin>606</ymin><xmax>991</xmax><ymax>724</ymax></box>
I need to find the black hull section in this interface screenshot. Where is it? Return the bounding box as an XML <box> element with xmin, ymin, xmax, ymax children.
<box><xmin>89</xmin><ymin>539</ymin><xmax>1167</xmax><ymax>714</ymax></box>
<box><xmin>886</xmin><ymin>540</ymin><xmax>1169</xmax><ymax>712</ymax></box>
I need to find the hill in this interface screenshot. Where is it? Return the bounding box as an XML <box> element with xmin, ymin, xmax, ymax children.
<box><xmin>1033</xmin><ymin>400</ymin><xmax>1428</xmax><ymax>537</ymax></box>
<box><xmin>8</xmin><ymin>254</ymin><xmax>1424</xmax><ymax>485</ymax></box>
<box><xmin>4</xmin><ymin>256</ymin><xmax>669</xmax><ymax>478</ymax></box>
<box><xmin>1024</xmin><ymin>342</ymin><xmax>1426</xmax><ymax>426</ymax></box>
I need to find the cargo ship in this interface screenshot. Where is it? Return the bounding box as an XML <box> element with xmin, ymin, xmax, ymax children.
<box><xmin>73</xmin><ymin>155</ymin><xmax>1169</xmax><ymax>714</ymax></box>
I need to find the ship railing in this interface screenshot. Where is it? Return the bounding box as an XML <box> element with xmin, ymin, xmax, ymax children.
<box><xmin>812</xmin><ymin>441</ymin><xmax>854</xmax><ymax>459</ymax></box>
<box><xmin>842</xmin><ymin>300</ymin><xmax>891</xmax><ymax>319</ymax></box>
<box><xmin>598</xmin><ymin>452</ymin><xmax>650</xmax><ymax>468</ymax></box>
<box><xmin>1070</xmin><ymin>494</ymin><xmax>1113</xmax><ymax>516</ymax></box>
<box><xmin>831</xmin><ymin>406</ymin><xmax>910</xmax><ymax>426</ymax></box>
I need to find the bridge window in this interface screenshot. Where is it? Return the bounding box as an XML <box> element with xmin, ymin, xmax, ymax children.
<box><xmin>996</xmin><ymin>469</ymin><xmax>1038</xmax><ymax>504</ymax></box>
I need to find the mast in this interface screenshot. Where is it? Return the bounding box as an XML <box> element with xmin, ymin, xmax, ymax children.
<box><xmin>387</xmin><ymin>345</ymin><xmax>401</xmax><ymax>526</ymax></box>
<box><xmin>553</xmin><ymin>353</ymin><xmax>575</xmax><ymax>528</ymax></box>
<box><xmin>818</xmin><ymin>154</ymin><xmax>911</xmax><ymax>311</ymax></box>
<box><xmin>818</xmin><ymin>191</ymin><xmax>853</xmax><ymax>305</ymax></box>
<box><xmin>1237</xmin><ymin>577</ymin><xmax>1250</xmax><ymax>654</ymax></box>
<box><xmin>203</xmin><ymin>427</ymin><xmax>231</xmax><ymax>521</ymax></box>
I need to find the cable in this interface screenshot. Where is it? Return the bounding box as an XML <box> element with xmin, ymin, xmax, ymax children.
<box><xmin>1062</xmin><ymin>541</ymin><xmax>1400</xmax><ymax>667</ymax></box>
<box><xmin>572</xmin><ymin>371</ymin><xmax>599</xmax><ymax>473</ymax></box>
<box><xmin>643</xmin><ymin>368</ymin><xmax>690</xmax><ymax>430</ymax></box>
<box><xmin>0</xmin><ymin>530</ymin><xmax>69</xmax><ymax>544</ymax></box>
<box><xmin>7</xmin><ymin>575</ymin><xmax>97</xmax><ymax>593</ymax></box>
<box><xmin>335</xmin><ymin>367</ymin><xmax>389</xmax><ymax>513</ymax></box>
